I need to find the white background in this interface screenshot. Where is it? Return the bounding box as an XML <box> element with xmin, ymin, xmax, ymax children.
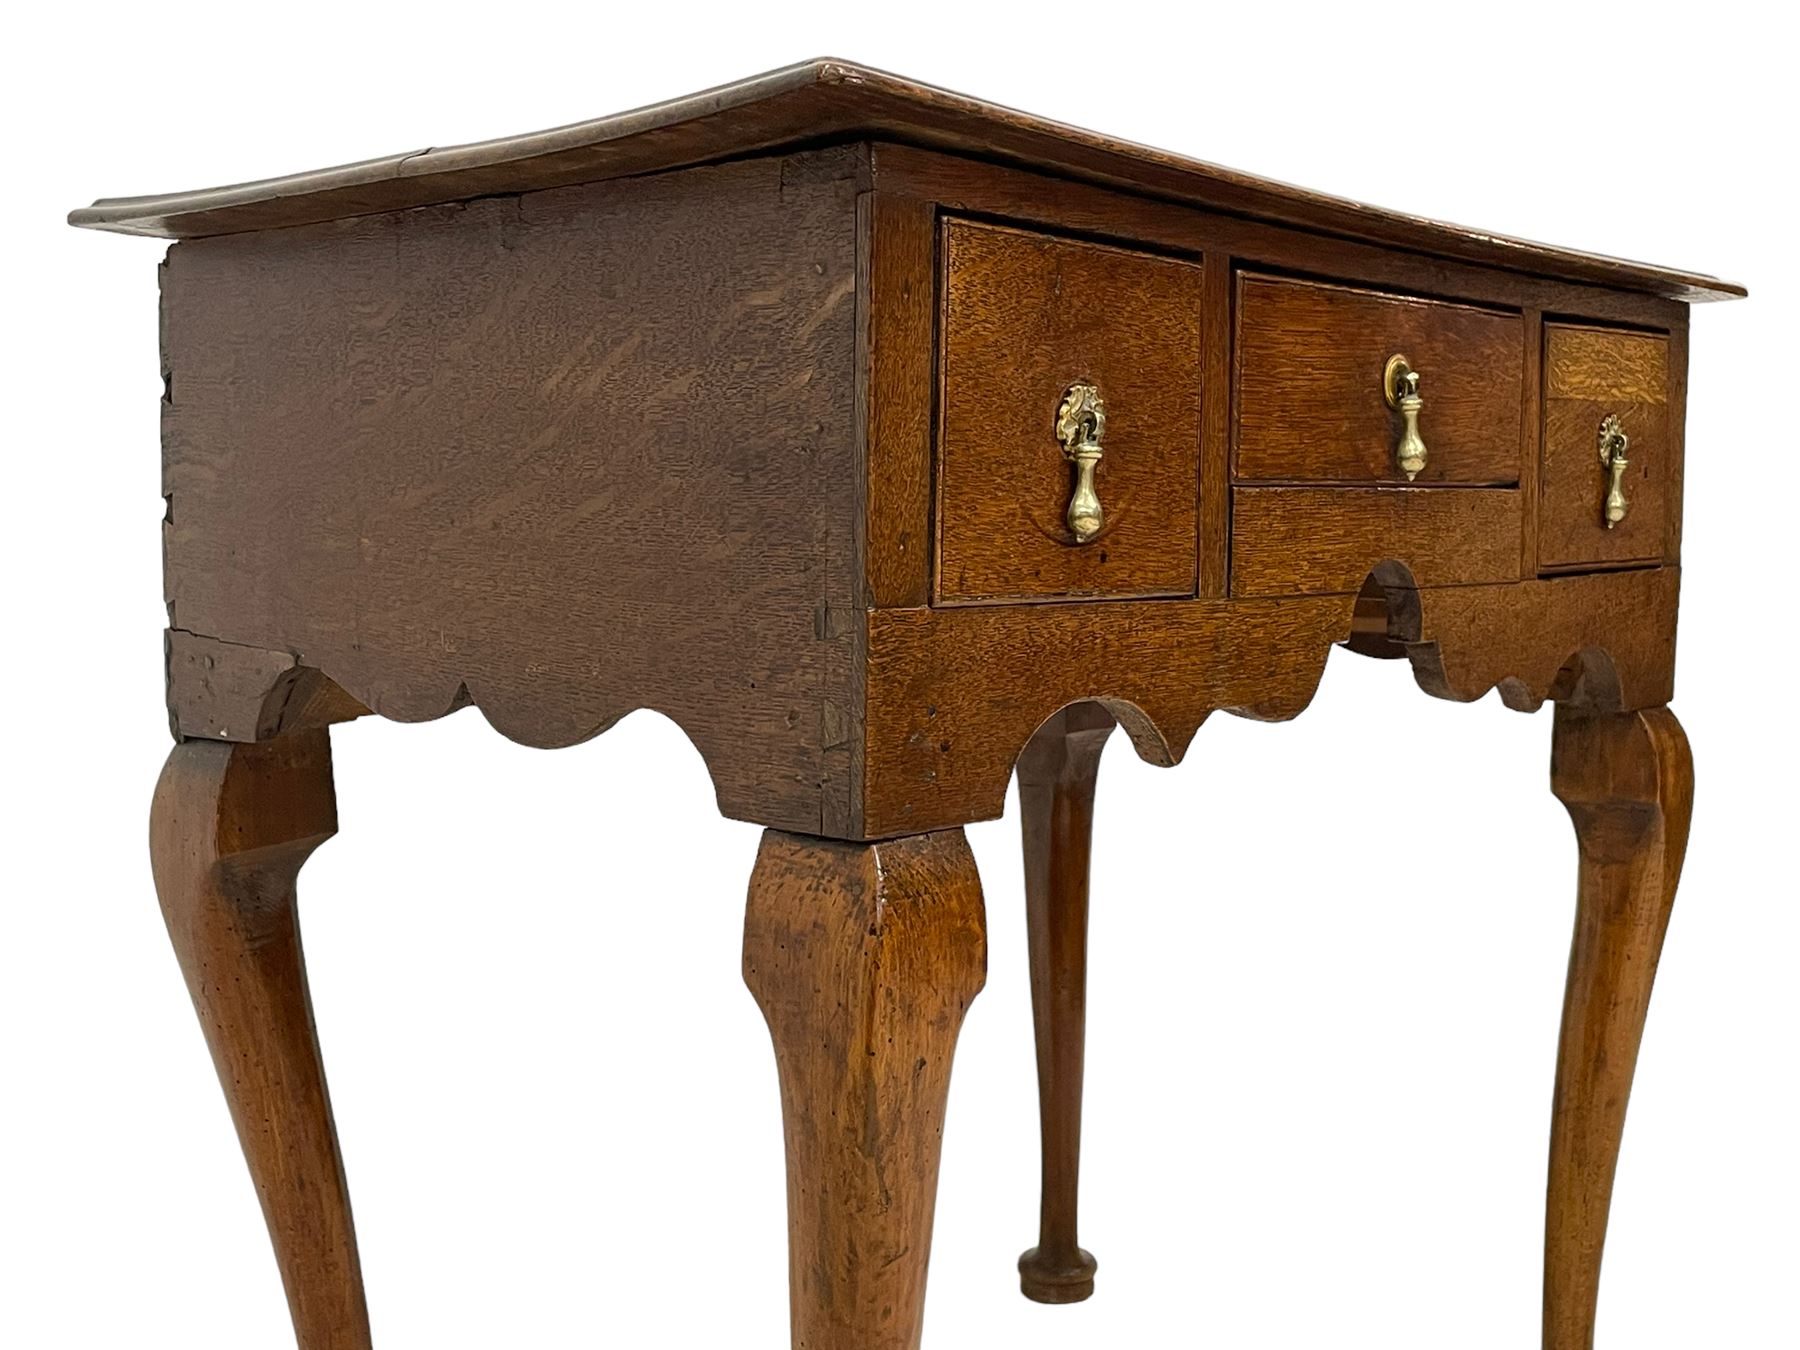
<box><xmin>4</xmin><ymin>4</ymin><xmax>1794</xmax><ymax>1347</ymax></box>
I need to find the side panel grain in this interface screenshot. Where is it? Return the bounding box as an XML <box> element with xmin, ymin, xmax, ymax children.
<box><xmin>161</xmin><ymin>150</ymin><xmax>866</xmax><ymax>836</ymax></box>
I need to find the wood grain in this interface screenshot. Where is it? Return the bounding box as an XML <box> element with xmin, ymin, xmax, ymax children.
<box><xmin>1545</xmin><ymin>706</ymin><xmax>1693</xmax><ymax>1350</ymax></box>
<box><xmin>863</xmin><ymin>594</ymin><xmax>1354</xmax><ymax>835</ymax></box>
<box><xmin>1234</xmin><ymin>275</ymin><xmax>1524</xmax><ymax>484</ymax></box>
<box><xmin>161</xmin><ymin>150</ymin><xmax>868</xmax><ymax>837</ymax></box>
<box><xmin>1015</xmin><ymin>705</ymin><xmax>1115</xmax><ymax>1305</ymax></box>
<box><xmin>166</xmin><ymin>631</ymin><xmax>368</xmax><ymax>742</ymax></box>
<box><xmin>1539</xmin><ymin>325</ymin><xmax>1672</xmax><ymax>570</ymax></box>
<box><xmin>1664</xmin><ymin>322</ymin><xmax>1690</xmax><ymax>565</ymax></box>
<box><xmin>867</xmin><ymin>143</ymin><xmax>1691</xmax><ymax>330</ymax></box>
<box><xmin>149</xmin><ymin>730</ymin><xmax>368</xmax><ymax>1350</ymax></box>
<box><xmin>861</xmin><ymin>191</ymin><xmax>938</xmax><ymax>608</ymax></box>
<box><xmin>743</xmin><ymin>828</ymin><xmax>987</xmax><ymax>1350</ymax></box>
<box><xmin>1546</xmin><ymin>326</ymin><xmax>1670</xmax><ymax>403</ymax></box>
<box><xmin>1538</xmin><ymin>400</ymin><xmax>1668</xmax><ymax>569</ymax></box>
<box><xmin>936</xmin><ymin>220</ymin><xmax>1203</xmax><ymax>602</ymax></box>
<box><xmin>67</xmin><ymin>61</ymin><xmax>1746</xmax><ymax>304</ymax></box>
<box><xmin>863</xmin><ymin>566</ymin><xmax>1679</xmax><ymax>835</ymax></box>
<box><xmin>1380</xmin><ymin>566</ymin><xmax>1680</xmax><ymax>712</ymax></box>
<box><xmin>1519</xmin><ymin>309</ymin><xmax>1545</xmax><ymax>575</ymax></box>
<box><xmin>1198</xmin><ymin>252</ymin><xmax>1234</xmax><ymax>597</ymax></box>
<box><xmin>1230</xmin><ymin>487</ymin><xmax>1523</xmax><ymax>596</ymax></box>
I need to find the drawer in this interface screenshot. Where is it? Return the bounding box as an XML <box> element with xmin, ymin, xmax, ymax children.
<box><xmin>937</xmin><ymin>220</ymin><xmax>1204</xmax><ymax>604</ymax></box>
<box><xmin>1538</xmin><ymin>325</ymin><xmax>1670</xmax><ymax>569</ymax></box>
<box><xmin>1234</xmin><ymin>274</ymin><xmax>1525</xmax><ymax>485</ymax></box>
<box><xmin>1231</xmin><ymin>486</ymin><xmax>1522</xmax><ymax>596</ymax></box>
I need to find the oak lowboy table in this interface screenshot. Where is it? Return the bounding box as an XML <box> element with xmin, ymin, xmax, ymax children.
<box><xmin>72</xmin><ymin>60</ymin><xmax>1744</xmax><ymax>1350</ymax></box>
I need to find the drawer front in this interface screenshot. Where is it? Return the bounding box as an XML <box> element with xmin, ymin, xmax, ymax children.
<box><xmin>1232</xmin><ymin>486</ymin><xmax>1522</xmax><ymax>596</ymax></box>
<box><xmin>1235</xmin><ymin>274</ymin><xmax>1525</xmax><ymax>485</ymax></box>
<box><xmin>1538</xmin><ymin>325</ymin><xmax>1669</xmax><ymax>569</ymax></box>
<box><xmin>937</xmin><ymin>220</ymin><xmax>1204</xmax><ymax>603</ymax></box>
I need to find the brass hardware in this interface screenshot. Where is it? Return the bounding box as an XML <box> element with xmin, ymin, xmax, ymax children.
<box><xmin>1597</xmin><ymin>414</ymin><xmax>1631</xmax><ymax>528</ymax></box>
<box><xmin>1056</xmin><ymin>383</ymin><xmax>1107</xmax><ymax>543</ymax></box>
<box><xmin>1383</xmin><ymin>354</ymin><xmax>1427</xmax><ymax>480</ymax></box>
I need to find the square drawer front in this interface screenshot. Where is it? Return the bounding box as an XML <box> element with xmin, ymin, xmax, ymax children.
<box><xmin>1539</xmin><ymin>325</ymin><xmax>1670</xmax><ymax>569</ymax></box>
<box><xmin>937</xmin><ymin>219</ymin><xmax>1204</xmax><ymax>604</ymax></box>
<box><xmin>1234</xmin><ymin>274</ymin><xmax>1524</xmax><ymax>485</ymax></box>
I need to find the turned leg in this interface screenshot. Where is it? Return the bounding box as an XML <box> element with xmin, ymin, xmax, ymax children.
<box><xmin>1015</xmin><ymin>704</ymin><xmax>1115</xmax><ymax>1304</ymax></box>
<box><xmin>1545</xmin><ymin>706</ymin><xmax>1693</xmax><ymax>1350</ymax></box>
<box><xmin>149</xmin><ymin>730</ymin><xmax>369</xmax><ymax>1350</ymax></box>
<box><xmin>743</xmin><ymin>828</ymin><xmax>987</xmax><ymax>1350</ymax></box>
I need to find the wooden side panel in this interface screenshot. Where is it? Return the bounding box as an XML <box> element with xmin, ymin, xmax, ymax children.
<box><xmin>1231</xmin><ymin>487</ymin><xmax>1523</xmax><ymax>596</ymax></box>
<box><xmin>1234</xmin><ymin>275</ymin><xmax>1525</xmax><ymax>484</ymax></box>
<box><xmin>161</xmin><ymin>150</ymin><xmax>867</xmax><ymax>837</ymax></box>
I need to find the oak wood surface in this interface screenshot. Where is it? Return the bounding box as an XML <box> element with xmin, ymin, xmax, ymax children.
<box><xmin>1664</xmin><ymin>324</ymin><xmax>1690</xmax><ymax>566</ymax></box>
<box><xmin>1234</xmin><ymin>275</ymin><xmax>1525</xmax><ymax>485</ymax></box>
<box><xmin>1539</xmin><ymin>326</ymin><xmax>1672</xmax><ymax>570</ymax></box>
<box><xmin>1546</xmin><ymin>326</ymin><xmax>1670</xmax><ymax>403</ymax></box>
<box><xmin>861</xmin><ymin>192</ymin><xmax>939</xmax><ymax>608</ymax></box>
<box><xmin>148</xmin><ymin>731</ymin><xmax>368</xmax><ymax>1350</ymax></box>
<box><xmin>867</xmin><ymin>144</ymin><xmax>1691</xmax><ymax>330</ymax></box>
<box><xmin>67</xmin><ymin>61</ymin><xmax>1744</xmax><ymax>305</ymax></box>
<box><xmin>1519</xmin><ymin>309</ymin><xmax>1546</xmax><ymax>576</ymax></box>
<box><xmin>165</xmin><ymin>630</ymin><xmax>370</xmax><ymax>742</ymax></box>
<box><xmin>1014</xmin><ymin>705</ymin><xmax>1115</xmax><ymax>1305</ymax></box>
<box><xmin>1198</xmin><ymin>253</ymin><xmax>1234</xmax><ymax>597</ymax></box>
<box><xmin>743</xmin><ymin>828</ymin><xmax>987</xmax><ymax>1350</ymax></box>
<box><xmin>1385</xmin><ymin>567</ymin><xmax>1681</xmax><ymax>713</ymax></box>
<box><xmin>1230</xmin><ymin>486</ymin><xmax>1523</xmax><ymax>596</ymax></box>
<box><xmin>863</xmin><ymin>566</ymin><xmax>1679</xmax><ymax>836</ymax></box>
<box><xmin>1539</xmin><ymin>400</ymin><xmax>1669</xmax><ymax>569</ymax></box>
<box><xmin>936</xmin><ymin>220</ymin><xmax>1204</xmax><ymax>602</ymax></box>
<box><xmin>161</xmin><ymin>150</ymin><xmax>867</xmax><ymax>838</ymax></box>
<box><xmin>1545</xmin><ymin>706</ymin><xmax>1693</xmax><ymax>1350</ymax></box>
<box><xmin>63</xmin><ymin>59</ymin><xmax>1741</xmax><ymax>1350</ymax></box>
<box><xmin>864</xmin><ymin>593</ymin><xmax>1349</xmax><ymax>836</ymax></box>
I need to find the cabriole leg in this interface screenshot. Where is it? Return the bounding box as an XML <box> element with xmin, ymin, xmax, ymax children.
<box><xmin>1015</xmin><ymin>704</ymin><xmax>1115</xmax><ymax>1304</ymax></box>
<box><xmin>1545</xmin><ymin>706</ymin><xmax>1693</xmax><ymax>1350</ymax></box>
<box><xmin>743</xmin><ymin>828</ymin><xmax>988</xmax><ymax>1350</ymax></box>
<box><xmin>149</xmin><ymin>730</ymin><xmax>369</xmax><ymax>1350</ymax></box>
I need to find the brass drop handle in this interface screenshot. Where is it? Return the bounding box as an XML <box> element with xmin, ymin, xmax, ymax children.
<box><xmin>1383</xmin><ymin>354</ymin><xmax>1428</xmax><ymax>480</ymax></box>
<box><xmin>1056</xmin><ymin>383</ymin><xmax>1107</xmax><ymax>544</ymax></box>
<box><xmin>1598</xmin><ymin>414</ymin><xmax>1631</xmax><ymax>528</ymax></box>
